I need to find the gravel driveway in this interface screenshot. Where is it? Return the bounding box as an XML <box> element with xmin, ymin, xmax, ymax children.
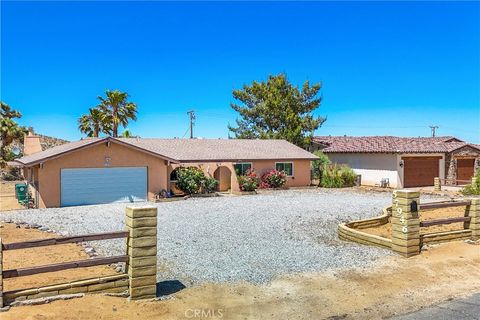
<box><xmin>0</xmin><ymin>189</ymin><xmax>440</xmax><ymax>285</ymax></box>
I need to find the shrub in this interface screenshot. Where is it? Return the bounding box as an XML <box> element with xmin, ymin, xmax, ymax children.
<box><xmin>203</xmin><ymin>177</ymin><xmax>219</xmax><ymax>193</ymax></box>
<box><xmin>461</xmin><ymin>170</ymin><xmax>480</xmax><ymax>195</ymax></box>
<box><xmin>260</xmin><ymin>169</ymin><xmax>287</xmax><ymax>188</ymax></box>
<box><xmin>237</xmin><ymin>170</ymin><xmax>259</xmax><ymax>192</ymax></box>
<box><xmin>311</xmin><ymin>151</ymin><xmax>331</xmax><ymax>185</ymax></box>
<box><xmin>320</xmin><ymin>164</ymin><xmax>356</xmax><ymax>188</ymax></box>
<box><xmin>0</xmin><ymin>166</ymin><xmax>23</xmax><ymax>181</ymax></box>
<box><xmin>175</xmin><ymin>167</ymin><xmax>219</xmax><ymax>194</ymax></box>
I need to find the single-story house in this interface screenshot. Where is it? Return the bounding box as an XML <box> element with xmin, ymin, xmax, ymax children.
<box><xmin>14</xmin><ymin>135</ymin><xmax>317</xmax><ymax>208</ymax></box>
<box><xmin>311</xmin><ymin>136</ymin><xmax>480</xmax><ymax>188</ymax></box>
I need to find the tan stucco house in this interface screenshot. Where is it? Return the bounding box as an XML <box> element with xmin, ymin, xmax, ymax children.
<box><xmin>311</xmin><ymin>136</ymin><xmax>480</xmax><ymax>188</ymax></box>
<box><xmin>14</xmin><ymin>135</ymin><xmax>318</xmax><ymax>208</ymax></box>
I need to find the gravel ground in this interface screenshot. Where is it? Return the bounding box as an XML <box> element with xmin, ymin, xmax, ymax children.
<box><xmin>0</xmin><ymin>189</ymin><xmax>446</xmax><ymax>285</ymax></box>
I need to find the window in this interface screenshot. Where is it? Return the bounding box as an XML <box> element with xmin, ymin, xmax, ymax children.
<box><xmin>233</xmin><ymin>163</ymin><xmax>252</xmax><ymax>176</ymax></box>
<box><xmin>276</xmin><ymin>162</ymin><xmax>293</xmax><ymax>176</ymax></box>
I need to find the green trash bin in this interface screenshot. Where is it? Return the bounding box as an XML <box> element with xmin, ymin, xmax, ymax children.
<box><xmin>15</xmin><ymin>183</ymin><xmax>27</xmax><ymax>203</ymax></box>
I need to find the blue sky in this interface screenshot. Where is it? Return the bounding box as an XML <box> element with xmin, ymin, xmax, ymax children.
<box><xmin>1</xmin><ymin>1</ymin><xmax>479</xmax><ymax>143</ymax></box>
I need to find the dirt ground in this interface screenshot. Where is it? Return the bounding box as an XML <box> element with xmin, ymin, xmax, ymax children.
<box><xmin>0</xmin><ymin>181</ymin><xmax>24</xmax><ymax>211</ymax></box>
<box><xmin>1</xmin><ymin>223</ymin><xmax>118</xmax><ymax>292</ymax></box>
<box><xmin>361</xmin><ymin>206</ymin><xmax>469</xmax><ymax>238</ymax></box>
<box><xmin>2</xmin><ymin>222</ymin><xmax>480</xmax><ymax>319</ymax></box>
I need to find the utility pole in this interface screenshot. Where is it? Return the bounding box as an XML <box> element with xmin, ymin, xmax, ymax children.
<box><xmin>187</xmin><ymin>110</ymin><xmax>196</xmax><ymax>139</ymax></box>
<box><xmin>429</xmin><ymin>125</ymin><xmax>439</xmax><ymax>137</ymax></box>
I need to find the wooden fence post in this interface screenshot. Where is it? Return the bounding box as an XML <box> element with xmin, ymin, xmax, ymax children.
<box><xmin>467</xmin><ymin>198</ymin><xmax>480</xmax><ymax>240</ymax></box>
<box><xmin>125</xmin><ymin>206</ymin><xmax>158</xmax><ymax>300</ymax></box>
<box><xmin>434</xmin><ymin>177</ymin><xmax>441</xmax><ymax>191</ymax></box>
<box><xmin>391</xmin><ymin>190</ymin><xmax>421</xmax><ymax>257</ymax></box>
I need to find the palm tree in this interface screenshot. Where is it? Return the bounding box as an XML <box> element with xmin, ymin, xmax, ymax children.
<box><xmin>78</xmin><ymin>107</ymin><xmax>108</xmax><ymax>137</ymax></box>
<box><xmin>121</xmin><ymin>129</ymin><xmax>133</xmax><ymax>138</ymax></box>
<box><xmin>97</xmin><ymin>90</ymin><xmax>137</xmax><ymax>137</ymax></box>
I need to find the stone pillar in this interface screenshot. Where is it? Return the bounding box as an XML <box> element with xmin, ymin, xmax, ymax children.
<box><xmin>434</xmin><ymin>177</ymin><xmax>441</xmax><ymax>191</ymax></box>
<box><xmin>391</xmin><ymin>190</ymin><xmax>421</xmax><ymax>257</ymax></box>
<box><xmin>125</xmin><ymin>206</ymin><xmax>158</xmax><ymax>300</ymax></box>
<box><xmin>467</xmin><ymin>198</ymin><xmax>480</xmax><ymax>240</ymax></box>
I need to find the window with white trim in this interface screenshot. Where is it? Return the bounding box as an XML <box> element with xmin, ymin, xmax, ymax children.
<box><xmin>275</xmin><ymin>162</ymin><xmax>293</xmax><ymax>176</ymax></box>
<box><xmin>233</xmin><ymin>163</ymin><xmax>252</xmax><ymax>176</ymax></box>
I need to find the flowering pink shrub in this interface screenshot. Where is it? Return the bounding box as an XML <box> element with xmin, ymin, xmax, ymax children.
<box><xmin>260</xmin><ymin>169</ymin><xmax>287</xmax><ymax>189</ymax></box>
<box><xmin>237</xmin><ymin>169</ymin><xmax>259</xmax><ymax>191</ymax></box>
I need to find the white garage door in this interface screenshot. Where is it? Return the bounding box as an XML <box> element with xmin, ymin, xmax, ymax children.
<box><xmin>61</xmin><ymin>167</ymin><xmax>147</xmax><ymax>207</ymax></box>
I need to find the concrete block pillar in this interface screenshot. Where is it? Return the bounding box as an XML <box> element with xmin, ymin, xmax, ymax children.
<box><xmin>434</xmin><ymin>177</ymin><xmax>441</xmax><ymax>191</ymax></box>
<box><xmin>467</xmin><ymin>198</ymin><xmax>480</xmax><ymax>240</ymax></box>
<box><xmin>391</xmin><ymin>190</ymin><xmax>421</xmax><ymax>257</ymax></box>
<box><xmin>125</xmin><ymin>206</ymin><xmax>158</xmax><ymax>300</ymax></box>
<box><xmin>0</xmin><ymin>238</ymin><xmax>3</xmax><ymax>308</ymax></box>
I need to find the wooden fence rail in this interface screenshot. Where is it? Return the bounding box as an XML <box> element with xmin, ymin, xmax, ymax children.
<box><xmin>2</xmin><ymin>255</ymin><xmax>128</xmax><ymax>279</ymax></box>
<box><xmin>420</xmin><ymin>216</ymin><xmax>471</xmax><ymax>228</ymax></box>
<box><xmin>2</xmin><ymin>231</ymin><xmax>129</xmax><ymax>251</ymax></box>
<box><xmin>419</xmin><ymin>200</ymin><xmax>471</xmax><ymax>210</ymax></box>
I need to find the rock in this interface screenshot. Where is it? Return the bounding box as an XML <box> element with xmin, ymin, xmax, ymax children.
<box><xmin>0</xmin><ymin>306</ymin><xmax>11</xmax><ymax>312</ymax></box>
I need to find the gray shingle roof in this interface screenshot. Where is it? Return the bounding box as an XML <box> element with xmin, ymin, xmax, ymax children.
<box><xmin>15</xmin><ymin>138</ymin><xmax>318</xmax><ymax>166</ymax></box>
<box><xmin>116</xmin><ymin>138</ymin><xmax>318</xmax><ymax>162</ymax></box>
<box><xmin>16</xmin><ymin>138</ymin><xmax>106</xmax><ymax>165</ymax></box>
<box><xmin>313</xmin><ymin>136</ymin><xmax>480</xmax><ymax>154</ymax></box>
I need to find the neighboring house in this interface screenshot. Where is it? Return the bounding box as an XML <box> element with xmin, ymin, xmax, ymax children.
<box><xmin>14</xmin><ymin>134</ymin><xmax>317</xmax><ymax>208</ymax></box>
<box><xmin>311</xmin><ymin>136</ymin><xmax>480</xmax><ymax>188</ymax></box>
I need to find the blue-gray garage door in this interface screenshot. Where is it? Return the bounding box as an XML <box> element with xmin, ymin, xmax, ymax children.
<box><xmin>60</xmin><ymin>167</ymin><xmax>147</xmax><ymax>206</ymax></box>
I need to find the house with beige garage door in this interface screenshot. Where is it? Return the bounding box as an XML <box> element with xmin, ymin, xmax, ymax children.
<box><xmin>13</xmin><ymin>135</ymin><xmax>318</xmax><ymax>208</ymax></box>
<box><xmin>311</xmin><ymin>136</ymin><xmax>480</xmax><ymax>188</ymax></box>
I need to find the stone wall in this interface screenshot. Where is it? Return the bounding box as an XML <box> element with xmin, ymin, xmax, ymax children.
<box><xmin>445</xmin><ymin>146</ymin><xmax>480</xmax><ymax>185</ymax></box>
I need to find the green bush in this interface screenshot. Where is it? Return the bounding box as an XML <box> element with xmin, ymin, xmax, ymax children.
<box><xmin>203</xmin><ymin>177</ymin><xmax>219</xmax><ymax>193</ymax></box>
<box><xmin>237</xmin><ymin>170</ymin><xmax>259</xmax><ymax>191</ymax></box>
<box><xmin>311</xmin><ymin>151</ymin><xmax>331</xmax><ymax>184</ymax></box>
<box><xmin>320</xmin><ymin>164</ymin><xmax>356</xmax><ymax>188</ymax></box>
<box><xmin>176</xmin><ymin>167</ymin><xmax>219</xmax><ymax>194</ymax></box>
<box><xmin>0</xmin><ymin>166</ymin><xmax>23</xmax><ymax>181</ymax></box>
<box><xmin>461</xmin><ymin>170</ymin><xmax>480</xmax><ymax>195</ymax></box>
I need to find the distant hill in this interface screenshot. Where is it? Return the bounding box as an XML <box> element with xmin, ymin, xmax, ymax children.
<box><xmin>38</xmin><ymin>134</ymin><xmax>69</xmax><ymax>151</ymax></box>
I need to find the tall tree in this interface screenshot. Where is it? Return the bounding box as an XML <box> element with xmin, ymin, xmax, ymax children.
<box><xmin>228</xmin><ymin>73</ymin><xmax>325</xmax><ymax>149</ymax></box>
<box><xmin>0</xmin><ymin>102</ymin><xmax>27</xmax><ymax>166</ymax></box>
<box><xmin>78</xmin><ymin>107</ymin><xmax>109</xmax><ymax>137</ymax></box>
<box><xmin>97</xmin><ymin>90</ymin><xmax>138</xmax><ymax>137</ymax></box>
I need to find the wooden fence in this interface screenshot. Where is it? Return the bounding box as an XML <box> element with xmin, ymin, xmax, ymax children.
<box><xmin>338</xmin><ymin>191</ymin><xmax>479</xmax><ymax>258</ymax></box>
<box><xmin>0</xmin><ymin>205</ymin><xmax>160</xmax><ymax>307</ymax></box>
<box><xmin>1</xmin><ymin>231</ymin><xmax>128</xmax><ymax>279</ymax></box>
